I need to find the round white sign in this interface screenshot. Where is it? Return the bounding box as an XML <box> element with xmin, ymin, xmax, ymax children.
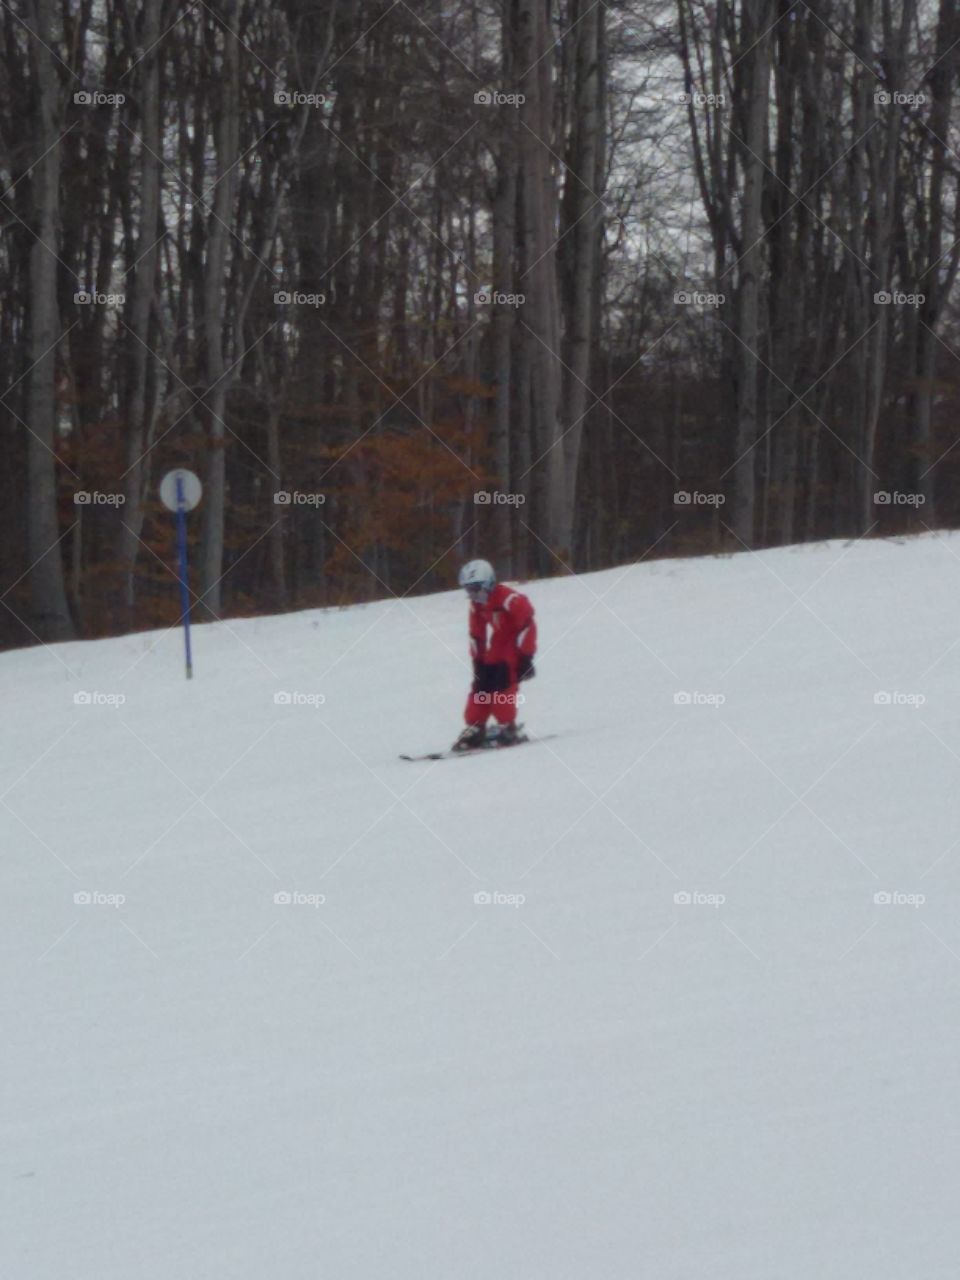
<box><xmin>160</xmin><ymin>468</ymin><xmax>203</xmax><ymax>512</ymax></box>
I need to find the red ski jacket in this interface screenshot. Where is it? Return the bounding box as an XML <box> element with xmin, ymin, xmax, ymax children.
<box><xmin>469</xmin><ymin>583</ymin><xmax>537</xmax><ymax>670</ymax></box>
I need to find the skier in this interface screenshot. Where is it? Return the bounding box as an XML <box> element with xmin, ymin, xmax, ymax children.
<box><xmin>452</xmin><ymin>559</ymin><xmax>537</xmax><ymax>751</ymax></box>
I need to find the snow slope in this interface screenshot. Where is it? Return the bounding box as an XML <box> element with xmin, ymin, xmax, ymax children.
<box><xmin>3</xmin><ymin>532</ymin><xmax>960</xmax><ymax>1279</ymax></box>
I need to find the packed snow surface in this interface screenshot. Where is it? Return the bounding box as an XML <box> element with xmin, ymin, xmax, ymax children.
<box><xmin>3</xmin><ymin>533</ymin><xmax>960</xmax><ymax>1278</ymax></box>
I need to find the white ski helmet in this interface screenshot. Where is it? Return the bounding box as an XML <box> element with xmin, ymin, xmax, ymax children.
<box><xmin>458</xmin><ymin>558</ymin><xmax>496</xmax><ymax>602</ymax></box>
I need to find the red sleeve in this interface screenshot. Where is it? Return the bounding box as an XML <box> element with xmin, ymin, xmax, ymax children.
<box><xmin>506</xmin><ymin>591</ymin><xmax>537</xmax><ymax>656</ymax></box>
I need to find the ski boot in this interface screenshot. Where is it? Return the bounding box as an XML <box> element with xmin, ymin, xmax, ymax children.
<box><xmin>452</xmin><ymin>723</ymin><xmax>486</xmax><ymax>752</ymax></box>
<box><xmin>489</xmin><ymin>721</ymin><xmax>523</xmax><ymax>748</ymax></box>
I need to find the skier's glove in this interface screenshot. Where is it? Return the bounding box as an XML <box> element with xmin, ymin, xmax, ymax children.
<box><xmin>517</xmin><ymin>654</ymin><xmax>535</xmax><ymax>682</ymax></box>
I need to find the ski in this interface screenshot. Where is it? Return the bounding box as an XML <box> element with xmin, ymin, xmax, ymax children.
<box><xmin>399</xmin><ymin>742</ymin><xmax>518</xmax><ymax>761</ymax></box>
<box><xmin>400</xmin><ymin>731</ymin><xmax>557</xmax><ymax>762</ymax></box>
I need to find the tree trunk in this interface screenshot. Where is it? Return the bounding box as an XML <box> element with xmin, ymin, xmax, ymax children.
<box><xmin>517</xmin><ymin>0</ymin><xmax>563</xmax><ymax>565</ymax></box>
<box><xmin>558</xmin><ymin>0</ymin><xmax>602</xmax><ymax>558</ymax></box>
<box><xmin>731</xmin><ymin>0</ymin><xmax>772</xmax><ymax>546</ymax></box>
<box><xmin>913</xmin><ymin>0</ymin><xmax>958</xmax><ymax>519</ymax></box>
<box><xmin>492</xmin><ymin>9</ymin><xmax>518</xmax><ymax>571</ymax></box>
<box><xmin>119</xmin><ymin>0</ymin><xmax>163</xmax><ymax>615</ymax></box>
<box><xmin>199</xmin><ymin>1</ymin><xmax>241</xmax><ymax>612</ymax></box>
<box><xmin>25</xmin><ymin>0</ymin><xmax>73</xmax><ymax>640</ymax></box>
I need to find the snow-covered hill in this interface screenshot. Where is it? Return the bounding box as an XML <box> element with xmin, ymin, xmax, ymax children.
<box><xmin>4</xmin><ymin>533</ymin><xmax>960</xmax><ymax>1279</ymax></box>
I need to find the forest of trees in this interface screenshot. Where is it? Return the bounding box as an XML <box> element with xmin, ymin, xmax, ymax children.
<box><xmin>3</xmin><ymin>0</ymin><xmax>960</xmax><ymax>647</ymax></box>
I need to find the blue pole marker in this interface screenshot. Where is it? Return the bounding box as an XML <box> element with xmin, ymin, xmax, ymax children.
<box><xmin>175</xmin><ymin>475</ymin><xmax>193</xmax><ymax>679</ymax></box>
<box><xmin>159</xmin><ymin>468</ymin><xmax>203</xmax><ymax>680</ymax></box>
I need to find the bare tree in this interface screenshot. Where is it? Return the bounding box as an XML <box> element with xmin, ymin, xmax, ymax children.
<box><xmin>199</xmin><ymin>3</ymin><xmax>241</xmax><ymax>612</ymax></box>
<box><xmin>24</xmin><ymin>0</ymin><xmax>73</xmax><ymax>639</ymax></box>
